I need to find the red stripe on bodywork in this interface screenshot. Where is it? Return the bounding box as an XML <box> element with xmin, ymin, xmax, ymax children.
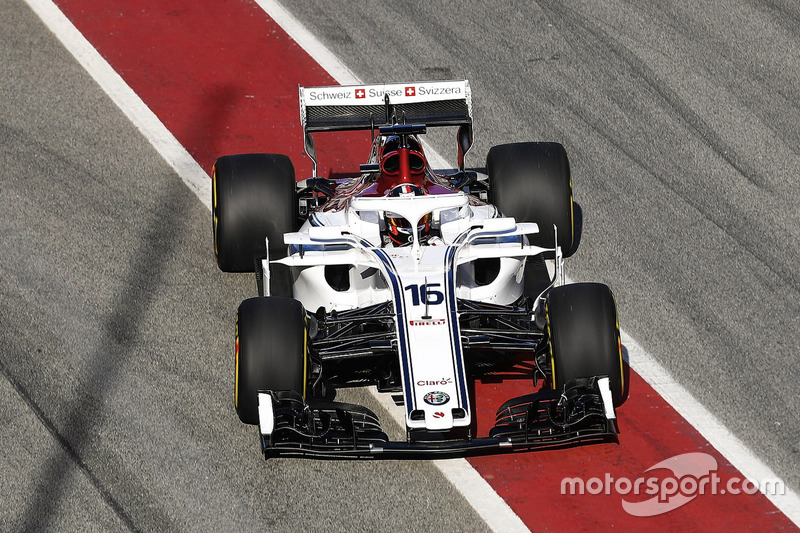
<box><xmin>52</xmin><ymin>1</ymin><xmax>795</xmax><ymax>530</ymax></box>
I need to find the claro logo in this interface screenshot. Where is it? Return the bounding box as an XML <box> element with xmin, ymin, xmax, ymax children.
<box><xmin>417</xmin><ymin>378</ymin><xmax>453</xmax><ymax>386</ymax></box>
<box><xmin>561</xmin><ymin>452</ymin><xmax>785</xmax><ymax>517</ymax></box>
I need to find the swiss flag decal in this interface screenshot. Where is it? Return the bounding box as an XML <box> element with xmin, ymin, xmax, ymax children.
<box><xmin>355</xmin><ymin>88</ymin><xmax>366</xmax><ymax>99</ymax></box>
<box><xmin>405</xmin><ymin>86</ymin><xmax>416</xmax><ymax>97</ymax></box>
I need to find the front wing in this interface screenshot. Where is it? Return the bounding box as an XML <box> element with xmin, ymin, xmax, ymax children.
<box><xmin>256</xmin><ymin>377</ymin><xmax>618</xmax><ymax>458</ymax></box>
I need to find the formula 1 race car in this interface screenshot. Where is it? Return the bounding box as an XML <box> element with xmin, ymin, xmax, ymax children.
<box><xmin>212</xmin><ymin>80</ymin><xmax>627</xmax><ymax>457</ymax></box>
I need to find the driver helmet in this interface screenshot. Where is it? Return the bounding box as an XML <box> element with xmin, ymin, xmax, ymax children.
<box><xmin>384</xmin><ymin>184</ymin><xmax>431</xmax><ymax>246</ymax></box>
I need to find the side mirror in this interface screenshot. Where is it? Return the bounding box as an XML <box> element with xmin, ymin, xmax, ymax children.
<box><xmin>457</xmin><ymin>124</ymin><xmax>473</xmax><ymax>171</ymax></box>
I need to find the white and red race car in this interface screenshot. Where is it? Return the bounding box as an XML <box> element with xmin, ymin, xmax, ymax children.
<box><xmin>212</xmin><ymin>80</ymin><xmax>627</xmax><ymax>457</ymax></box>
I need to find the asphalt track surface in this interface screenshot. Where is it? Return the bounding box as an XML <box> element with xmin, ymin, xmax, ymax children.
<box><xmin>1</xmin><ymin>0</ymin><xmax>799</xmax><ymax>531</ymax></box>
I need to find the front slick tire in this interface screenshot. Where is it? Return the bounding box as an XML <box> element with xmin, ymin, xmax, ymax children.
<box><xmin>235</xmin><ymin>297</ymin><xmax>307</xmax><ymax>425</ymax></box>
<box><xmin>546</xmin><ymin>283</ymin><xmax>626</xmax><ymax>407</ymax></box>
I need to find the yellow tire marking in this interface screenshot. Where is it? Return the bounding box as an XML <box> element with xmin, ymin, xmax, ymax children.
<box><xmin>612</xmin><ymin>292</ymin><xmax>624</xmax><ymax>403</ymax></box>
<box><xmin>545</xmin><ymin>302</ymin><xmax>556</xmax><ymax>390</ymax></box>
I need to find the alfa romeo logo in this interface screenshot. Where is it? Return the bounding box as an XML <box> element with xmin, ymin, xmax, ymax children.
<box><xmin>423</xmin><ymin>391</ymin><xmax>450</xmax><ymax>406</ymax></box>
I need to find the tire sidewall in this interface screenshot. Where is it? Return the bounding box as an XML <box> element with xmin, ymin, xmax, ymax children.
<box><xmin>235</xmin><ymin>296</ymin><xmax>307</xmax><ymax>424</ymax></box>
<box><xmin>546</xmin><ymin>283</ymin><xmax>626</xmax><ymax>406</ymax></box>
<box><xmin>212</xmin><ymin>153</ymin><xmax>297</xmax><ymax>273</ymax></box>
<box><xmin>487</xmin><ymin>142</ymin><xmax>574</xmax><ymax>256</ymax></box>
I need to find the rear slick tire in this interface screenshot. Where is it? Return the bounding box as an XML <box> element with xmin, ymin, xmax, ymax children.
<box><xmin>486</xmin><ymin>142</ymin><xmax>574</xmax><ymax>256</ymax></box>
<box><xmin>212</xmin><ymin>153</ymin><xmax>296</xmax><ymax>272</ymax></box>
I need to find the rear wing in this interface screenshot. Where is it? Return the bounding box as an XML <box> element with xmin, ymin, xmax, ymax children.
<box><xmin>299</xmin><ymin>80</ymin><xmax>472</xmax><ymax>133</ymax></box>
<box><xmin>299</xmin><ymin>80</ymin><xmax>473</xmax><ymax>176</ymax></box>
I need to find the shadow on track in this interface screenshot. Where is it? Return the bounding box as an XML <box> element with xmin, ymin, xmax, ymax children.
<box><xmin>13</xmin><ymin>183</ymin><xmax>191</xmax><ymax>533</ymax></box>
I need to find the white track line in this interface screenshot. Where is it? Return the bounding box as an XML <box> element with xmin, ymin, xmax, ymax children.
<box><xmin>24</xmin><ymin>0</ymin><xmax>211</xmax><ymax>212</ymax></box>
<box><xmin>27</xmin><ymin>0</ymin><xmax>799</xmax><ymax>528</ymax></box>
